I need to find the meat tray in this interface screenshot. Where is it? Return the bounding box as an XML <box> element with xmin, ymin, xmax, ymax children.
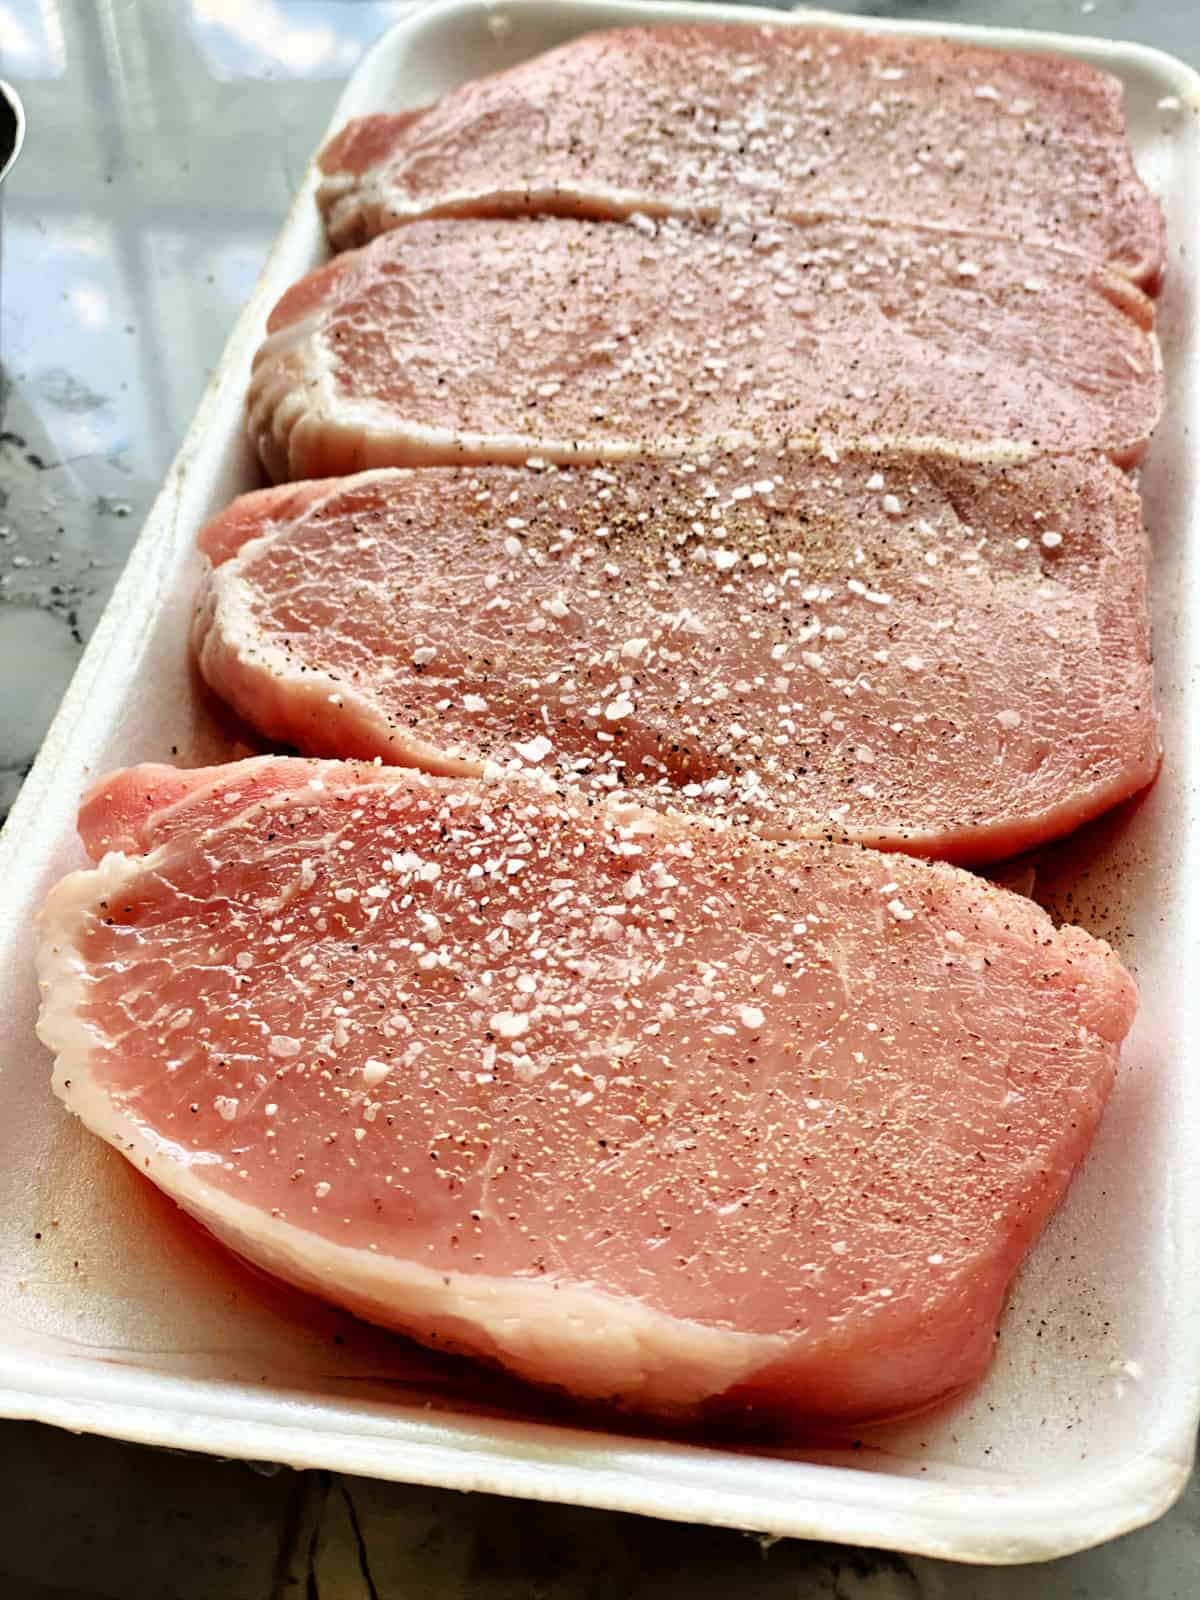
<box><xmin>1</xmin><ymin>0</ymin><xmax>1198</xmax><ymax>1563</ymax></box>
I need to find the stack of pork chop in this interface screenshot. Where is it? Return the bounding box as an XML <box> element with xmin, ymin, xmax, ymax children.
<box><xmin>36</xmin><ymin>24</ymin><xmax>1164</xmax><ymax>1432</ymax></box>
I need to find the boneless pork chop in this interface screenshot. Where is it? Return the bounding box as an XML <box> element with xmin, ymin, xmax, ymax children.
<box><xmin>38</xmin><ymin>757</ymin><xmax>1133</xmax><ymax>1427</ymax></box>
<box><xmin>246</xmin><ymin>217</ymin><xmax>1159</xmax><ymax>482</ymax></box>
<box><xmin>317</xmin><ymin>24</ymin><xmax>1164</xmax><ymax>290</ymax></box>
<box><xmin>193</xmin><ymin>449</ymin><xmax>1158</xmax><ymax>865</ymax></box>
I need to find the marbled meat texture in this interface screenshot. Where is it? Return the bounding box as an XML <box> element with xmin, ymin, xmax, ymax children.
<box><xmin>193</xmin><ymin>449</ymin><xmax>1159</xmax><ymax>865</ymax></box>
<box><xmin>317</xmin><ymin>24</ymin><xmax>1164</xmax><ymax>290</ymax></box>
<box><xmin>246</xmin><ymin>217</ymin><xmax>1160</xmax><ymax>482</ymax></box>
<box><xmin>37</xmin><ymin>757</ymin><xmax>1134</xmax><ymax>1429</ymax></box>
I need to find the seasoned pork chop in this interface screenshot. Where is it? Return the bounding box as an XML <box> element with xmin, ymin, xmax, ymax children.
<box><xmin>317</xmin><ymin>24</ymin><xmax>1164</xmax><ymax>290</ymax></box>
<box><xmin>193</xmin><ymin>449</ymin><xmax>1158</xmax><ymax>865</ymax></box>
<box><xmin>247</xmin><ymin>217</ymin><xmax>1159</xmax><ymax>482</ymax></box>
<box><xmin>39</xmin><ymin>758</ymin><xmax>1133</xmax><ymax>1428</ymax></box>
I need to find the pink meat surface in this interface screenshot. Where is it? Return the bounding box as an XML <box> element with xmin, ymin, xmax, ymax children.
<box><xmin>247</xmin><ymin>217</ymin><xmax>1159</xmax><ymax>483</ymax></box>
<box><xmin>39</xmin><ymin>757</ymin><xmax>1134</xmax><ymax>1429</ymax></box>
<box><xmin>193</xmin><ymin>450</ymin><xmax>1159</xmax><ymax>866</ymax></box>
<box><xmin>317</xmin><ymin>24</ymin><xmax>1164</xmax><ymax>290</ymax></box>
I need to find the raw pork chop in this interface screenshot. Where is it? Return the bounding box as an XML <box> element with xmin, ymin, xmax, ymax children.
<box><xmin>247</xmin><ymin>217</ymin><xmax>1159</xmax><ymax>482</ymax></box>
<box><xmin>39</xmin><ymin>757</ymin><xmax>1134</xmax><ymax>1428</ymax></box>
<box><xmin>318</xmin><ymin>24</ymin><xmax>1164</xmax><ymax>289</ymax></box>
<box><xmin>193</xmin><ymin>449</ymin><xmax>1159</xmax><ymax>865</ymax></box>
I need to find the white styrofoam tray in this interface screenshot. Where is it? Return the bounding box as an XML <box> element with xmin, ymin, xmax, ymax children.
<box><xmin>2</xmin><ymin>0</ymin><xmax>1199</xmax><ymax>1564</ymax></box>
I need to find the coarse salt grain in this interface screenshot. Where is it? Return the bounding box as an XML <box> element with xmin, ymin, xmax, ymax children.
<box><xmin>515</xmin><ymin>735</ymin><xmax>553</xmax><ymax>763</ymax></box>
<box><xmin>491</xmin><ymin>1010</ymin><xmax>529</xmax><ymax>1040</ymax></box>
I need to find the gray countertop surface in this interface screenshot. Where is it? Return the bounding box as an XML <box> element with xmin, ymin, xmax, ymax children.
<box><xmin>1</xmin><ymin>1</ymin><xmax>1197</xmax><ymax>1593</ymax></box>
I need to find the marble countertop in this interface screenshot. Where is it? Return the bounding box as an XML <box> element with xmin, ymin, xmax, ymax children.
<box><xmin>2</xmin><ymin>1</ymin><xmax>1197</xmax><ymax>1593</ymax></box>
